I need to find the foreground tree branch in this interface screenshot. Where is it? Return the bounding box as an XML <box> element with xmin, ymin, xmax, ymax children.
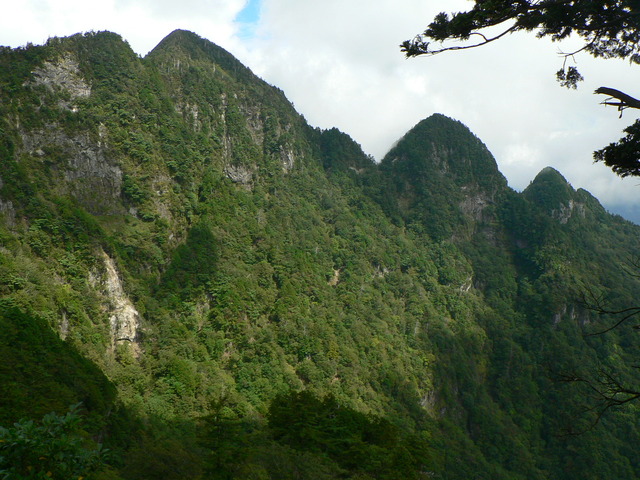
<box><xmin>402</xmin><ymin>1</ymin><xmax>640</xmax><ymax>67</ymax></box>
<box><xmin>593</xmin><ymin>119</ymin><xmax>640</xmax><ymax>177</ymax></box>
<box><xmin>400</xmin><ymin>25</ymin><xmax>518</xmax><ymax>57</ymax></box>
<box><xmin>595</xmin><ymin>87</ymin><xmax>640</xmax><ymax>115</ymax></box>
<box><xmin>581</xmin><ymin>282</ymin><xmax>640</xmax><ymax>336</ymax></box>
<box><xmin>403</xmin><ymin>1</ymin><xmax>640</xmax><ymax>178</ymax></box>
<box><xmin>557</xmin><ymin>369</ymin><xmax>640</xmax><ymax>434</ymax></box>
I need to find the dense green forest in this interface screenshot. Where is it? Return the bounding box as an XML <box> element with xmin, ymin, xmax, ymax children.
<box><xmin>1</xmin><ymin>30</ymin><xmax>639</xmax><ymax>479</ymax></box>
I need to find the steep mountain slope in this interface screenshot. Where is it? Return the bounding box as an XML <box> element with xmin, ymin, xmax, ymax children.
<box><xmin>0</xmin><ymin>30</ymin><xmax>639</xmax><ymax>480</ymax></box>
<box><xmin>378</xmin><ymin>113</ymin><xmax>640</xmax><ymax>479</ymax></box>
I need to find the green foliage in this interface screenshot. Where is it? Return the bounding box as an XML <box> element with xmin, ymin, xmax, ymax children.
<box><xmin>123</xmin><ymin>433</ymin><xmax>203</xmax><ymax>480</ymax></box>
<box><xmin>556</xmin><ymin>66</ymin><xmax>584</xmax><ymax>89</ymax></box>
<box><xmin>319</xmin><ymin>127</ymin><xmax>374</xmax><ymax>173</ymax></box>
<box><xmin>159</xmin><ymin>223</ymin><xmax>219</xmax><ymax>295</ymax></box>
<box><xmin>268</xmin><ymin>391</ymin><xmax>437</xmax><ymax>479</ymax></box>
<box><xmin>522</xmin><ymin>167</ymin><xmax>574</xmax><ymax>213</ymax></box>
<box><xmin>594</xmin><ymin>119</ymin><xmax>640</xmax><ymax>177</ymax></box>
<box><xmin>0</xmin><ymin>404</ymin><xmax>106</xmax><ymax>480</ymax></box>
<box><xmin>402</xmin><ymin>1</ymin><xmax>640</xmax><ymax>68</ymax></box>
<box><xmin>377</xmin><ymin>114</ymin><xmax>507</xmax><ymax>240</ymax></box>
<box><xmin>0</xmin><ymin>305</ymin><xmax>116</xmax><ymax>424</ymax></box>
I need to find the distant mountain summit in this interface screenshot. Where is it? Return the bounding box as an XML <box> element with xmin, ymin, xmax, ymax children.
<box><xmin>147</xmin><ymin>29</ymin><xmax>258</xmax><ymax>86</ymax></box>
<box><xmin>379</xmin><ymin>114</ymin><xmax>508</xmax><ymax>239</ymax></box>
<box><xmin>383</xmin><ymin>114</ymin><xmax>507</xmax><ymax>191</ymax></box>
<box><xmin>524</xmin><ymin>167</ymin><xmax>573</xmax><ymax>208</ymax></box>
<box><xmin>524</xmin><ymin>166</ymin><xmax>606</xmax><ymax>224</ymax></box>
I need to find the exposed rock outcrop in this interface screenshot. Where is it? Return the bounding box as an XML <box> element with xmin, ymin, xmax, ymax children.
<box><xmin>29</xmin><ymin>54</ymin><xmax>91</xmax><ymax>110</ymax></box>
<box><xmin>280</xmin><ymin>146</ymin><xmax>296</xmax><ymax>172</ymax></box>
<box><xmin>224</xmin><ymin>164</ymin><xmax>253</xmax><ymax>186</ymax></box>
<box><xmin>553</xmin><ymin>199</ymin><xmax>586</xmax><ymax>224</ymax></box>
<box><xmin>90</xmin><ymin>250</ymin><xmax>141</xmax><ymax>354</ymax></box>
<box><xmin>0</xmin><ymin>176</ymin><xmax>16</xmax><ymax>227</ymax></box>
<box><xmin>21</xmin><ymin>126</ymin><xmax>122</xmax><ymax>214</ymax></box>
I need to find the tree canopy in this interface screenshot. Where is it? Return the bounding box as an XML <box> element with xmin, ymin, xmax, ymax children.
<box><xmin>402</xmin><ymin>0</ymin><xmax>640</xmax><ymax>177</ymax></box>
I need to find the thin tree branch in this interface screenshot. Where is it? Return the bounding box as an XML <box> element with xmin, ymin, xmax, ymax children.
<box><xmin>584</xmin><ymin>307</ymin><xmax>640</xmax><ymax>336</ymax></box>
<box><xmin>558</xmin><ymin>43</ymin><xmax>590</xmax><ymax>61</ymax></box>
<box><xmin>580</xmin><ymin>283</ymin><xmax>640</xmax><ymax>335</ymax></box>
<box><xmin>595</xmin><ymin>87</ymin><xmax>640</xmax><ymax>113</ymax></box>
<box><xmin>406</xmin><ymin>25</ymin><xmax>519</xmax><ymax>57</ymax></box>
<box><xmin>555</xmin><ymin>368</ymin><xmax>640</xmax><ymax>435</ymax></box>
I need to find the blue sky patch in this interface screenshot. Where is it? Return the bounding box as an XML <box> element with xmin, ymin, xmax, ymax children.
<box><xmin>236</xmin><ymin>0</ymin><xmax>261</xmax><ymax>24</ymax></box>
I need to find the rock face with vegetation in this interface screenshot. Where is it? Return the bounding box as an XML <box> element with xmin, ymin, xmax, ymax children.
<box><xmin>1</xmin><ymin>30</ymin><xmax>639</xmax><ymax>480</ymax></box>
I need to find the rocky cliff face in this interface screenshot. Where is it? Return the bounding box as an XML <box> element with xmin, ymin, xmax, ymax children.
<box><xmin>90</xmin><ymin>249</ymin><xmax>141</xmax><ymax>351</ymax></box>
<box><xmin>29</xmin><ymin>54</ymin><xmax>91</xmax><ymax>109</ymax></box>
<box><xmin>20</xmin><ymin>126</ymin><xmax>123</xmax><ymax>214</ymax></box>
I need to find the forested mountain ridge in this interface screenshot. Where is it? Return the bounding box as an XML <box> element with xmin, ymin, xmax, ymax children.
<box><xmin>1</xmin><ymin>30</ymin><xmax>639</xmax><ymax>479</ymax></box>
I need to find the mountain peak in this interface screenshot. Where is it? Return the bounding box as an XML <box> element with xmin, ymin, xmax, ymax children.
<box><xmin>535</xmin><ymin>166</ymin><xmax>569</xmax><ymax>182</ymax></box>
<box><xmin>160</xmin><ymin>29</ymin><xmax>198</xmax><ymax>41</ymax></box>
<box><xmin>382</xmin><ymin>113</ymin><xmax>507</xmax><ymax>192</ymax></box>
<box><xmin>147</xmin><ymin>29</ymin><xmax>256</xmax><ymax>84</ymax></box>
<box><xmin>378</xmin><ymin>114</ymin><xmax>508</xmax><ymax>239</ymax></box>
<box><xmin>523</xmin><ymin>166</ymin><xmax>600</xmax><ymax>224</ymax></box>
<box><xmin>523</xmin><ymin>166</ymin><xmax>574</xmax><ymax>210</ymax></box>
<box><xmin>149</xmin><ymin>29</ymin><xmax>206</xmax><ymax>51</ymax></box>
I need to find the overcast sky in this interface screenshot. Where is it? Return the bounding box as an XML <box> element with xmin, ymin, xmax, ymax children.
<box><xmin>3</xmin><ymin>0</ymin><xmax>640</xmax><ymax>221</ymax></box>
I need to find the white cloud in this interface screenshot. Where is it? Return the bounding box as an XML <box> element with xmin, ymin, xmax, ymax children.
<box><xmin>2</xmin><ymin>0</ymin><xmax>247</xmax><ymax>55</ymax></box>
